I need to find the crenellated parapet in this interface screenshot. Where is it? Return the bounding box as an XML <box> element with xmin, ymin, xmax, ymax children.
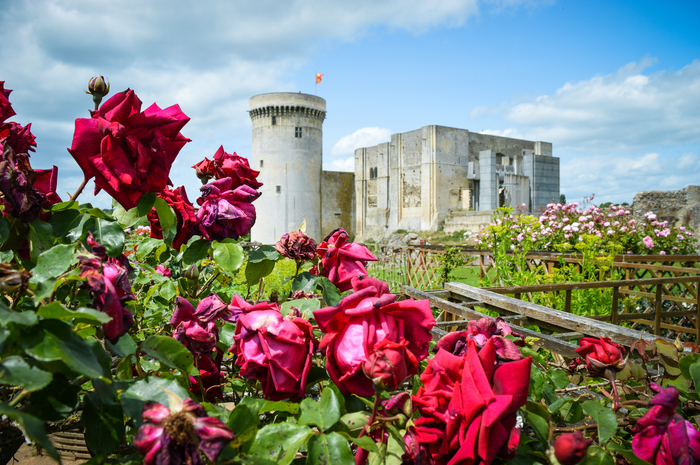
<box><xmin>249</xmin><ymin>105</ymin><xmax>326</xmax><ymax>122</ymax></box>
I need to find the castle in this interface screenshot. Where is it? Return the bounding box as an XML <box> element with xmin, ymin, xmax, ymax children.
<box><xmin>249</xmin><ymin>93</ymin><xmax>560</xmax><ymax>244</ymax></box>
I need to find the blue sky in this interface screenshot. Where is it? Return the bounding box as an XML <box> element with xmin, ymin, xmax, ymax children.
<box><xmin>1</xmin><ymin>0</ymin><xmax>699</xmax><ymax>208</ymax></box>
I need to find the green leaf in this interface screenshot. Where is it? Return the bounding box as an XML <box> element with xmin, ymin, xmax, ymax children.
<box><xmin>113</xmin><ymin>193</ymin><xmax>156</xmax><ymax>228</ymax></box>
<box><xmin>140</xmin><ymin>335</ymin><xmax>194</xmax><ymax>374</ymax></box>
<box><xmin>0</xmin><ymin>215</ymin><xmax>9</xmax><ymax>244</ymax></box>
<box><xmin>83</xmin><ymin>380</ymin><xmax>124</xmax><ymax>458</ymax></box>
<box><xmin>228</xmin><ymin>403</ymin><xmax>260</xmax><ymax>452</ymax></box>
<box><xmin>26</xmin><ymin>373</ymin><xmax>81</xmax><ymax>421</ymax></box>
<box><xmin>136</xmin><ymin>238</ymin><xmax>164</xmax><ymax>260</ymax></box>
<box><xmin>689</xmin><ymin>362</ymin><xmax>700</xmax><ymax>390</ymax></box>
<box><xmin>106</xmin><ymin>333</ymin><xmax>138</xmax><ymax>358</ymax></box>
<box><xmin>548</xmin><ymin>396</ymin><xmax>573</xmax><ymax>414</ymax></box>
<box><xmin>525</xmin><ymin>411</ymin><xmax>549</xmax><ymax>444</ymax></box>
<box><xmin>582</xmin><ymin>400</ymin><xmax>618</xmax><ymax>444</ymax></box>
<box><xmin>0</xmin><ymin>303</ymin><xmax>37</xmax><ymax>326</ymax></box>
<box><xmin>583</xmin><ymin>446</ymin><xmax>615</xmax><ymax>465</ymax></box>
<box><xmin>259</xmin><ymin>401</ymin><xmax>300</xmax><ymax>415</ymax></box>
<box><xmin>212</xmin><ymin>240</ymin><xmax>244</xmax><ymax>273</ymax></box>
<box><xmin>37</xmin><ymin>302</ymin><xmax>111</xmax><ymax>325</ymax></box>
<box><xmin>154</xmin><ymin>196</ymin><xmax>177</xmax><ymax>246</ymax></box>
<box><xmin>86</xmin><ymin>218</ymin><xmax>126</xmax><ymax>257</ymax></box>
<box><xmin>0</xmin><ymin>403</ymin><xmax>61</xmax><ymax>462</ymax></box>
<box><xmin>291</xmin><ymin>271</ymin><xmax>319</xmax><ymax>293</ymax></box>
<box><xmin>337</xmin><ymin>411</ymin><xmax>370</xmax><ymax>438</ymax></box>
<box><xmin>82</xmin><ymin>207</ymin><xmax>115</xmax><ymax>220</ymax></box>
<box><xmin>50</xmin><ymin>209</ymin><xmax>90</xmax><ymax>242</ymax></box>
<box><xmin>679</xmin><ymin>354</ymin><xmax>700</xmax><ymax>380</ymax></box>
<box><xmin>317</xmin><ymin>276</ymin><xmax>341</xmax><ymax>307</ymax></box>
<box><xmin>280</xmin><ymin>298</ymin><xmax>321</xmax><ymax>318</ymax></box>
<box><xmin>159</xmin><ymin>280</ymin><xmax>178</xmax><ymax>301</ymax></box>
<box><xmin>558</xmin><ymin>399</ymin><xmax>583</xmax><ymax>424</ymax></box>
<box><xmin>247</xmin><ymin>422</ymin><xmax>313</xmax><ymax>465</ymax></box>
<box><xmin>655</xmin><ymin>339</ymin><xmax>681</xmax><ymax>378</ymax></box>
<box><xmin>548</xmin><ymin>368</ymin><xmax>570</xmax><ymax>389</ymax></box>
<box><xmin>247</xmin><ymin>245</ymin><xmax>280</xmax><ymax>263</ymax></box>
<box><xmin>298</xmin><ymin>387</ymin><xmax>342</xmax><ymax>431</ymax></box>
<box><xmin>307</xmin><ymin>432</ymin><xmax>355</xmax><ymax>465</ymax></box>
<box><xmin>521</xmin><ymin>347</ymin><xmax>546</xmax><ymax>365</ymax></box>
<box><xmin>120</xmin><ymin>377</ymin><xmax>190</xmax><ymax>426</ymax></box>
<box><xmin>21</xmin><ymin>319</ymin><xmax>109</xmax><ymax>379</ymax></box>
<box><xmin>29</xmin><ymin>220</ymin><xmax>54</xmax><ymax>262</ymax></box>
<box><xmin>0</xmin><ymin>356</ymin><xmax>52</xmax><ymax>391</ymax></box>
<box><xmin>182</xmin><ymin>238</ymin><xmax>211</xmax><ymax>267</ymax></box>
<box><xmin>245</xmin><ymin>259</ymin><xmax>276</xmax><ymax>286</ymax></box>
<box><xmin>337</xmin><ymin>431</ymin><xmax>378</xmax><ymax>452</ymax></box>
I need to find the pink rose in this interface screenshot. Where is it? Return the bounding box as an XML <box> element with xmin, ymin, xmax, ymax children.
<box><xmin>154</xmin><ymin>264</ymin><xmax>171</xmax><ymax>277</ymax></box>
<box><xmin>196</xmin><ymin>177</ymin><xmax>259</xmax><ymax>241</ymax></box>
<box><xmin>643</xmin><ymin>235</ymin><xmax>654</xmax><ymax>249</ymax></box>
<box><xmin>232</xmin><ymin>301</ymin><xmax>316</xmax><ymax>401</ymax></box>
<box><xmin>68</xmin><ymin>89</ymin><xmax>191</xmax><ymax>210</ymax></box>
<box><xmin>316</xmin><ymin>228</ymin><xmax>378</xmax><ymax>292</ymax></box>
<box><xmin>412</xmin><ymin>339</ymin><xmax>532</xmax><ymax>465</ymax></box>
<box><xmin>314</xmin><ymin>275</ymin><xmax>435</xmax><ymax>396</ymax></box>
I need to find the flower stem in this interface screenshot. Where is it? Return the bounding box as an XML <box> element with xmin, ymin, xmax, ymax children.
<box><xmin>69</xmin><ymin>178</ymin><xmax>89</xmax><ymax>202</ymax></box>
<box><xmin>358</xmin><ymin>390</ymin><xmax>381</xmax><ymax>439</ymax></box>
<box><xmin>196</xmin><ymin>271</ymin><xmax>220</xmax><ymax>298</ymax></box>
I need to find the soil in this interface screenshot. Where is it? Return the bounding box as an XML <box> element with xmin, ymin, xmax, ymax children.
<box><xmin>5</xmin><ymin>444</ymin><xmax>84</xmax><ymax>464</ymax></box>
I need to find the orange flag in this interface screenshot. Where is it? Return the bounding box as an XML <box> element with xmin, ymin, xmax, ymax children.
<box><xmin>316</xmin><ymin>73</ymin><xmax>323</xmax><ymax>84</ymax></box>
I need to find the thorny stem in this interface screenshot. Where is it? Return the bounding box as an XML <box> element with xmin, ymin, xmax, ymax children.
<box><xmin>358</xmin><ymin>390</ymin><xmax>382</xmax><ymax>439</ymax></box>
<box><xmin>194</xmin><ymin>357</ymin><xmax>206</xmax><ymax>403</ymax></box>
<box><xmin>196</xmin><ymin>271</ymin><xmax>220</xmax><ymax>298</ymax></box>
<box><xmin>255</xmin><ymin>277</ymin><xmax>265</xmax><ymax>304</ymax></box>
<box><xmin>554</xmin><ymin>421</ymin><xmax>632</xmax><ymax>433</ymax></box>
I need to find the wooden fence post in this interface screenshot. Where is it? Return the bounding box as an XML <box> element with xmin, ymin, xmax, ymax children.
<box><xmin>565</xmin><ymin>290</ymin><xmax>572</xmax><ymax>313</ymax></box>
<box><xmin>696</xmin><ymin>280</ymin><xmax>700</xmax><ymax>344</ymax></box>
<box><xmin>611</xmin><ymin>286</ymin><xmax>619</xmax><ymax>325</ymax></box>
<box><xmin>654</xmin><ymin>284</ymin><xmax>663</xmax><ymax>336</ymax></box>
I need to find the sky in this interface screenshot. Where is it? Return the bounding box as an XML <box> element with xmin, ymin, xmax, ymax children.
<box><xmin>1</xmin><ymin>0</ymin><xmax>699</xmax><ymax>208</ymax></box>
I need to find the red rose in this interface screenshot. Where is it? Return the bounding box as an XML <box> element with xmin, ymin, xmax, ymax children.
<box><xmin>147</xmin><ymin>186</ymin><xmax>197</xmax><ymax>251</ymax></box>
<box><xmin>554</xmin><ymin>431</ymin><xmax>592</xmax><ymax>465</ymax></box>
<box><xmin>34</xmin><ymin>166</ymin><xmax>62</xmax><ymax>206</ymax></box>
<box><xmin>316</xmin><ymin>228</ymin><xmax>378</xmax><ymax>292</ymax></box>
<box><xmin>0</xmin><ymin>121</ymin><xmax>37</xmax><ymax>154</ymax></box>
<box><xmin>192</xmin><ymin>146</ymin><xmax>262</xmax><ymax>189</ymax></box>
<box><xmin>362</xmin><ymin>338</ymin><xmax>418</xmax><ymax>391</ymax></box>
<box><xmin>232</xmin><ymin>301</ymin><xmax>316</xmax><ymax>401</ymax></box>
<box><xmin>413</xmin><ymin>339</ymin><xmax>532</xmax><ymax>465</ymax></box>
<box><xmin>196</xmin><ymin>177</ymin><xmax>259</xmax><ymax>241</ymax></box>
<box><xmin>575</xmin><ymin>337</ymin><xmax>625</xmax><ymax>378</ymax></box>
<box><xmin>170</xmin><ymin>294</ymin><xmax>229</xmax><ymax>356</ymax></box>
<box><xmin>0</xmin><ymin>82</ymin><xmax>16</xmax><ymax>123</ymax></box>
<box><xmin>314</xmin><ymin>275</ymin><xmax>435</xmax><ymax>396</ymax></box>
<box><xmin>68</xmin><ymin>89</ymin><xmax>191</xmax><ymax>210</ymax></box>
<box><xmin>436</xmin><ymin>317</ymin><xmax>524</xmax><ymax>362</ymax></box>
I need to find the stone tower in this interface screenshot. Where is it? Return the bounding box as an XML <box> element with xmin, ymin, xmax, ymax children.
<box><xmin>249</xmin><ymin>92</ymin><xmax>326</xmax><ymax>244</ymax></box>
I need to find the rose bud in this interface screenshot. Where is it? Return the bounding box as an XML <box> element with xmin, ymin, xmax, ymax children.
<box><xmin>86</xmin><ymin>76</ymin><xmax>110</xmax><ymax>106</ymax></box>
<box><xmin>362</xmin><ymin>338</ymin><xmax>418</xmax><ymax>391</ymax></box>
<box><xmin>575</xmin><ymin>337</ymin><xmax>626</xmax><ymax>378</ymax></box>
<box><xmin>0</xmin><ymin>263</ymin><xmax>25</xmax><ymax>293</ymax></box>
<box><xmin>554</xmin><ymin>431</ymin><xmax>592</xmax><ymax>465</ymax></box>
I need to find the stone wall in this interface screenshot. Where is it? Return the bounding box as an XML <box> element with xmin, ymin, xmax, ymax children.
<box><xmin>321</xmin><ymin>171</ymin><xmax>355</xmax><ymax>240</ymax></box>
<box><xmin>632</xmin><ymin>185</ymin><xmax>700</xmax><ymax>232</ymax></box>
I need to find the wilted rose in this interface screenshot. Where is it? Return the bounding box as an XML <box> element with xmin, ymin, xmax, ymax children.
<box><xmin>78</xmin><ymin>234</ymin><xmax>135</xmax><ymax>343</ymax></box>
<box><xmin>0</xmin><ymin>121</ymin><xmax>37</xmax><ymax>154</ymax></box>
<box><xmin>134</xmin><ymin>390</ymin><xmax>234</xmax><ymax>465</ymax></box>
<box><xmin>276</xmin><ymin>229</ymin><xmax>317</xmax><ymax>262</ymax></box>
<box><xmin>231</xmin><ymin>300</ymin><xmax>316</xmax><ymax>401</ymax></box>
<box><xmin>632</xmin><ymin>383</ymin><xmax>700</xmax><ymax>465</ymax></box>
<box><xmin>196</xmin><ymin>177</ymin><xmax>259</xmax><ymax>241</ymax></box>
<box><xmin>412</xmin><ymin>339</ymin><xmax>532</xmax><ymax>465</ymax></box>
<box><xmin>0</xmin><ymin>143</ymin><xmax>46</xmax><ymax>223</ymax></box>
<box><xmin>575</xmin><ymin>336</ymin><xmax>625</xmax><ymax>378</ymax></box>
<box><xmin>148</xmin><ymin>186</ymin><xmax>197</xmax><ymax>251</ymax></box>
<box><xmin>435</xmin><ymin>316</ymin><xmax>524</xmax><ymax>362</ymax></box>
<box><xmin>190</xmin><ymin>351</ymin><xmax>225</xmax><ymax>402</ymax></box>
<box><xmin>554</xmin><ymin>431</ymin><xmax>592</xmax><ymax>465</ymax></box>
<box><xmin>362</xmin><ymin>338</ymin><xmax>418</xmax><ymax>391</ymax></box>
<box><xmin>192</xmin><ymin>146</ymin><xmax>262</xmax><ymax>189</ymax></box>
<box><xmin>314</xmin><ymin>275</ymin><xmax>435</xmax><ymax>396</ymax></box>
<box><xmin>316</xmin><ymin>228</ymin><xmax>378</xmax><ymax>292</ymax></box>
<box><xmin>68</xmin><ymin>89</ymin><xmax>191</xmax><ymax>210</ymax></box>
<box><xmin>171</xmin><ymin>294</ymin><xmax>231</xmax><ymax>356</ymax></box>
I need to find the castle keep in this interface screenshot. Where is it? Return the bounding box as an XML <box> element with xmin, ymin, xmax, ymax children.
<box><xmin>354</xmin><ymin>126</ymin><xmax>559</xmax><ymax>241</ymax></box>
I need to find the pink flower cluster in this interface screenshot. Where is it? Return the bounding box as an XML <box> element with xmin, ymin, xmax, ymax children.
<box><xmin>476</xmin><ymin>203</ymin><xmax>697</xmax><ymax>255</ymax></box>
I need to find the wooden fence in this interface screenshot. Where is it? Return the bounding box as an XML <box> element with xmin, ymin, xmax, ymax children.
<box><xmin>402</xmin><ymin>283</ymin><xmax>672</xmax><ymax>358</ymax></box>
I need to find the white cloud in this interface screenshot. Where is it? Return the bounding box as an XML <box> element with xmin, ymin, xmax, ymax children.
<box><xmin>479</xmin><ymin>58</ymin><xmax>700</xmax><ymax>151</ymax></box>
<box><xmin>324</xmin><ymin>157</ymin><xmax>356</xmax><ymax>172</ymax></box>
<box><xmin>331</xmin><ymin>127</ymin><xmax>392</xmax><ymax>158</ymax></box>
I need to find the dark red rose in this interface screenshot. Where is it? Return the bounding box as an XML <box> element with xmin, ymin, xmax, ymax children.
<box><xmin>34</xmin><ymin>166</ymin><xmax>62</xmax><ymax>206</ymax></box>
<box><xmin>0</xmin><ymin>121</ymin><xmax>37</xmax><ymax>154</ymax></box>
<box><xmin>575</xmin><ymin>337</ymin><xmax>625</xmax><ymax>378</ymax></box>
<box><xmin>196</xmin><ymin>177</ymin><xmax>259</xmax><ymax>241</ymax></box>
<box><xmin>314</xmin><ymin>275</ymin><xmax>435</xmax><ymax>396</ymax></box>
<box><xmin>276</xmin><ymin>229</ymin><xmax>317</xmax><ymax>261</ymax></box>
<box><xmin>0</xmin><ymin>82</ymin><xmax>16</xmax><ymax>124</ymax></box>
<box><xmin>231</xmin><ymin>300</ymin><xmax>316</xmax><ymax>401</ymax></box>
<box><xmin>192</xmin><ymin>146</ymin><xmax>262</xmax><ymax>189</ymax></box>
<box><xmin>316</xmin><ymin>228</ymin><xmax>377</xmax><ymax>292</ymax></box>
<box><xmin>412</xmin><ymin>339</ymin><xmax>532</xmax><ymax>465</ymax></box>
<box><xmin>362</xmin><ymin>338</ymin><xmax>418</xmax><ymax>391</ymax></box>
<box><xmin>170</xmin><ymin>294</ymin><xmax>230</xmax><ymax>356</ymax></box>
<box><xmin>68</xmin><ymin>89</ymin><xmax>191</xmax><ymax>210</ymax></box>
<box><xmin>190</xmin><ymin>350</ymin><xmax>225</xmax><ymax>402</ymax></box>
<box><xmin>147</xmin><ymin>186</ymin><xmax>197</xmax><ymax>250</ymax></box>
<box><xmin>435</xmin><ymin>317</ymin><xmax>524</xmax><ymax>362</ymax></box>
<box><xmin>554</xmin><ymin>431</ymin><xmax>592</xmax><ymax>465</ymax></box>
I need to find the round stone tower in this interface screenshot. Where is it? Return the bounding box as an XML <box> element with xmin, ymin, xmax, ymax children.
<box><xmin>249</xmin><ymin>92</ymin><xmax>326</xmax><ymax>244</ymax></box>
